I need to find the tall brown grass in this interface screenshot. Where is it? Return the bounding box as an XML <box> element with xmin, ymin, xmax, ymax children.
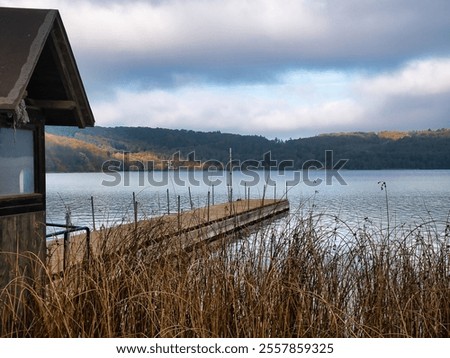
<box><xmin>1</xmin><ymin>210</ymin><xmax>449</xmax><ymax>337</ymax></box>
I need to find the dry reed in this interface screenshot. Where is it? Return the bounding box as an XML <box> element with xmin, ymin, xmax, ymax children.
<box><xmin>1</xmin><ymin>209</ymin><xmax>449</xmax><ymax>337</ymax></box>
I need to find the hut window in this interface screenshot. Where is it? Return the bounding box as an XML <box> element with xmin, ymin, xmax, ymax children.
<box><xmin>0</xmin><ymin>127</ymin><xmax>35</xmax><ymax>197</ymax></box>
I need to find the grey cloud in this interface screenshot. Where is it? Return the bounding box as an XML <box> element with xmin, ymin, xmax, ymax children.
<box><xmin>368</xmin><ymin>92</ymin><xmax>450</xmax><ymax>131</ymax></box>
<box><xmin>71</xmin><ymin>0</ymin><xmax>450</xmax><ymax>92</ymax></box>
<box><xmin>323</xmin><ymin>1</ymin><xmax>450</xmax><ymax>60</ymax></box>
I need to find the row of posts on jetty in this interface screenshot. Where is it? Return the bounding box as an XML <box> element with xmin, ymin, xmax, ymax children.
<box><xmin>78</xmin><ymin>149</ymin><xmax>288</xmax><ymax>232</ymax></box>
<box><xmin>88</xmin><ymin>180</ymin><xmax>288</xmax><ymax>232</ymax></box>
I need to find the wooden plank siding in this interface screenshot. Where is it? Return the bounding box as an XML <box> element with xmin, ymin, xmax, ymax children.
<box><xmin>0</xmin><ymin>211</ymin><xmax>46</xmax><ymax>288</ymax></box>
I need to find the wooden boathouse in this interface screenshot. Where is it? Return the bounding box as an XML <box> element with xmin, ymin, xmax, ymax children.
<box><xmin>0</xmin><ymin>7</ymin><xmax>95</xmax><ymax>288</ymax></box>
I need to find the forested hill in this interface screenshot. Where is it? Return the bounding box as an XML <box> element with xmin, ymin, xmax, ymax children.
<box><xmin>45</xmin><ymin>126</ymin><xmax>450</xmax><ymax>172</ymax></box>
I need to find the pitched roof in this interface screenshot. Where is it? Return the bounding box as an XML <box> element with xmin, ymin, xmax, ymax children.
<box><xmin>0</xmin><ymin>7</ymin><xmax>94</xmax><ymax>127</ymax></box>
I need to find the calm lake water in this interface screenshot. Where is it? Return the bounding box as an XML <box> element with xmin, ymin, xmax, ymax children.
<box><xmin>46</xmin><ymin>170</ymin><xmax>450</xmax><ymax>234</ymax></box>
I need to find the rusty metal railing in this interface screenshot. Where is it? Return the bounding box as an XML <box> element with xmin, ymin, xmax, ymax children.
<box><xmin>46</xmin><ymin>223</ymin><xmax>91</xmax><ymax>271</ymax></box>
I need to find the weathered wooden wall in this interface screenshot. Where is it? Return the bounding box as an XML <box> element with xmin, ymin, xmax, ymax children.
<box><xmin>0</xmin><ymin>211</ymin><xmax>46</xmax><ymax>289</ymax></box>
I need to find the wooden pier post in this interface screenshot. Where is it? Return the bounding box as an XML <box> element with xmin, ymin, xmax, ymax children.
<box><xmin>133</xmin><ymin>192</ymin><xmax>138</xmax><ymax>230</ymax></box>
<box><xmin>228</xmin><ymin>148</ymin><xmax>233</xmax><ymax>203</ymax></box>
<box><xmin>188</xmin><ymin>187</ymin><xmax>193</xmax><ymax>210</ymax></box>
<box><xmin>90</xmin><ymin>196</ymin><xmax>96</xmax><ymax>231</ymax></box>
<box><xmin>166</xmin><ymin>188</ymin><xmax>170</xmax><ymax>215</ymax></box>
<box><xmin>177</xmin><ymin>195</ymin><xmax>181</xmax><ymax>230</ymax></box>
<box><xmin>262</xmin><ymin>184</ymin><xmax>266</xmax><ymax>206</ymax></box>
<box><xmin>207</xmin><ymin>191</ymin><xmax>210</xmax><ymax>222</ymax></box>
<box><xmin>64</xmin><ymin>209</ymin><xmax>71</xmax><ymax>270</ymax></box>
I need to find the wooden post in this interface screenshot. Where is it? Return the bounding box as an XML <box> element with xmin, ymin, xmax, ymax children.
<box><xmin>177</xmin><ymin>195</ymin><xmax>181</xmax><ymax>230</ymax></box>
<box><xmin>188</xmin><ymin>187</ymin><xmax>193</xmax><ymax>210</ymax></box>
<box><xmin>228</xmin><ymin>148</ymin><xmax>233</xmax><ymax>203</ymax></box>
<box><xmin>274</xmin><ymin>182</ymin><xmax>277</xmax><ymax>201</ymax></box>
<box><xmin>133</xmin><ymin>192</ymin><xmax>138</xmax><ymax>230</ymax></box>
<box><xmin>285</xmin><ymin>181</ymin><xmax>288</xmax><ymax>200</ymax></box>
<box><xmin>247</xmin><ymin>186</ymin><xmax>250</xmax><ymax>210</ymax></box>
<box><xmin>262</xmin><ymin>184</ymin><xmax>266</xmax><ymax>206</ymax></box>
<box><xmin>166</xmin><ymin>188</ymin><xmax>170</xmax><ymax>215</ymax></box>
<box><xmin>64</xmin><ymin>208</ymin><xmax>71</xmax><ymax>271</ymax></box>
<box><xmin>90</xmin><ymin>196</ymin><xmax>96</xmax><ymax>231</ymax></box>
<box><xmin>207</xmin><ymin>191</ymin><xmax>210</xmax><ymax>222</ymax></box>
<box><xmin>212</xmin><ymin>184</ymin><xmax>215</xmax><ymax>206</ymax></box>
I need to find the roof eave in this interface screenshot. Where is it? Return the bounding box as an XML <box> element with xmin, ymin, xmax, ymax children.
<box><xmin>0</xmin><ymin>9</ymin><xmax>56</xmax><ymax>110</ymax></box>
<box><xmin>49</xmin><ymin>12</ymin><xmax>95</xmax><ymax>128</ymax></box>
<box><xmin>0</xmin><ymin>7</ymin><xmax>95</xmax><ymax>128</ymax></box>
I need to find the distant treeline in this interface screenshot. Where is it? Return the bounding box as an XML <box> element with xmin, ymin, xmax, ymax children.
<box><xmin>45</xmin><ymin>126</ymin><xmax>450</xmax><ymax>172</ymax></box>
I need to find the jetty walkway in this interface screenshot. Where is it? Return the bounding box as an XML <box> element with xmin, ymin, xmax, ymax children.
<box><xmin>47</xmin><ymin>199</ymin><xmax>289</xmax><ymax>274</ymax></box>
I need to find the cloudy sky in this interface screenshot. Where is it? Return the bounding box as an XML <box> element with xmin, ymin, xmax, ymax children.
<box><xmin>3</xmin><ymin>0</ymin><xmax>450</xmax><ymax>138</ymax></box>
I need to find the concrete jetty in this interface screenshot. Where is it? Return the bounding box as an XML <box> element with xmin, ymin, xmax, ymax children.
<box><xmin>47</xmin><ymin>199</ymin><xmax>289</xmax><ymax>274</ymax></box>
